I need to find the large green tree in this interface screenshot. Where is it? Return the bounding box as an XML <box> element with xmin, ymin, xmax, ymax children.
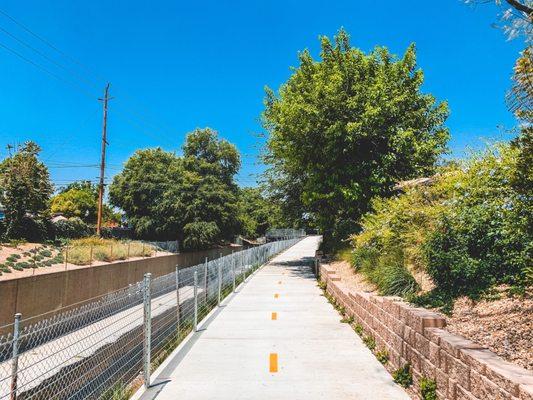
<box><xmin>109</xmin><ymin>128</ymin><xmax>242</xmax><ymax>249</ymax></box>
<box><xmin>51</xmin><ymin>181</ymin><xmax>99</xmax><ymax>223</ymax></box>
<box><xmin>0</xmin><ymin>141</ymin><xmax>53</xmax><ymax>240</ymax></box>
<box><xmin>51</xmin><ymin>180</ymin><xmax>120</xmax><ymax>225</ymax></box>
<box><xmin>262</xmin><ymin>29</ymin><xmax>449</xmax><ymax>249</ymax></box>
<box><xmin>109</xmin><ymin>148</ymin><xmax>184</xmax><ymax>240</ymax></box>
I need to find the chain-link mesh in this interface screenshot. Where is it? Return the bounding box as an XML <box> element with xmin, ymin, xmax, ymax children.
<box><xmin>0</xmin><ymin>237</ymin><xmax>301</xmax><ymax>400</ymax></box>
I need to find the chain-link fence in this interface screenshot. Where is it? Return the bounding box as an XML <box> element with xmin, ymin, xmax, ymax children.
<box><xmin>0</xmin><ymin>237</ymin><xmax>301</xmax><ymax>400</ymax></box>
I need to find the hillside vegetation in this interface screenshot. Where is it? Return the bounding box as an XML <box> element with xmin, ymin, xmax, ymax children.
<box><xmin>350</xmin><ymin>143</ymin><xmax>532</xmax><ymax>310</ymax></box>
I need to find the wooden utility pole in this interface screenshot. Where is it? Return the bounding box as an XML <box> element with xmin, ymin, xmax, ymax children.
<box><xmin>96</xmin><ymin>83</ymin><xmax>111</xmax><ymax>236</ymax></box>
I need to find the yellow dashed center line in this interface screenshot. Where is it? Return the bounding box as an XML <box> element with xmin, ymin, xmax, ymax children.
<box><xmin>271</xmin><ymin>312</ymin><xmax>277</xmax><ymax>320</ymax></box>
<box><xmin>269</xmin><ymin>353</ymin><xmax>278</xmax><ymax>373</ymax></box>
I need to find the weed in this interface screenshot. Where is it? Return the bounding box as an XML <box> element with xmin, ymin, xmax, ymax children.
<box><xmin>362</xmin><ymin>334</ymin><xmax>376</xmax><ymax>351</ymax></box>
<box><xmin>100</xmin><ymin>382</ymin><xmax>133</xmax><ymax>400</ymax></box>
<box><xmin>393</xmin><ymin>363</ymin><xmax>413</xmax><ymax>388</ymax></box>
<box><xmin>376</xmin><ymin>348</ymin><xmax>389</xmax><ymax>364</ymax></box>
<box><xmin>419</xmin><ymin>376</ymin><xmax>437</xmax><ymax>400</ymax></box>
<box><xmin>340</xmin><ymin>315</ymin><xmax>354</xmax><ymax>324</ymax></box>
<box><xmin>353</xmin><ymin>324</ymin><xmax>364</xmax><ymax>336</ymax></box>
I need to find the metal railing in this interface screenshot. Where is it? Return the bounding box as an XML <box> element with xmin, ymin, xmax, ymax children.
<box><xmin>0</xmin><ymin>237</ymin><xmax>301</xmax><ymax>400</ymax></box>
<box><xmin>265</xmin><ymin>228</ymin><xmax>306</xmax><ymax>240</ymax></box>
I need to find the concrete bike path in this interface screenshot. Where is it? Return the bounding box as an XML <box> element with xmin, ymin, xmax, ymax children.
<box><xmin>138</xmin><ymin>236</ymin><xmax>409</xmax><ymax>400</ymax></box>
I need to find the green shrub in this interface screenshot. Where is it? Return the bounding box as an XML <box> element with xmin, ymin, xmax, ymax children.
<box><xmin>419</xmin><ymin>376</ymin><xmax>437</xmax><ymax>400</ymax></box>
<box><xmin>393</xmin><ymin>363</ymin><xmax>413</xmax><ymax>388</ymax></box>
<box><xmin>15</xmin><ymin>262</ymin><xmax>30</xmax><ymax>269</ymax></box>
<box><xmin>39</xmin><ymin>249</ymin><xmax>52</xmax><ymax>258</ymax></box>
<box><xmin>351</xmin><ymin>143</ymin><xmax>531</xmax><ymax>302</ymax></box>
<box><xmin>53</xmin><ymin>218</ymin><xmax>93</xmax><ymax>240</ymax></box>
<box><xmin>355</xmin><ymin>249</ymin><xmax>420</xmax><ymax>297</ymax></box>
<box><xmin>6</xmin><ymin>255</ymin><xmax>18</xmax><ymax>262</ymax></box>
<box><xmin>0</xmin><ymin>264</ymin><xmax>11</xmax><ymax>273</ymax></box>
<box><xmin>424</xmin><ymin>145</ymin><xmax>531</xmax><ymax>298</ymax></box>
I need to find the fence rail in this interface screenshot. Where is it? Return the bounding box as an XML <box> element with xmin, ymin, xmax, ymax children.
<box><xmin>0</xmin><ymin>237</ymin><xmax>301</xmax><ymax>400</ymax></box>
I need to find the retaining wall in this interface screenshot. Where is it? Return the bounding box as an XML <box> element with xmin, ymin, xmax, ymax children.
<box><xmin>318</xmin><ymin>261</ymin><xmax>533</xmax><ymax>400</ymax></box>
<box><xmin>0</xmin><ymin>246</ymin><xmax>238</xmax><ymax>327</ymax></box>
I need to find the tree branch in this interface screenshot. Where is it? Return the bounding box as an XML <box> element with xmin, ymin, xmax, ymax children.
<box><xmin>505</xmin><ymin>0</ymin><xmax>533</xmax><ymax>18</ymax></box>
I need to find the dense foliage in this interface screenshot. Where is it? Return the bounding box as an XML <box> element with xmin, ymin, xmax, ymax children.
<box><xmin>350</xmin><ymin>144</ymin><xmax>532</xmax><ymax>303</ymax></box>
<box><xmin>262</xmin><ymin>29</ymin><xmax>449</xmax><ymax>250</ymax></box>
<box><xmin>53</xmin><ymin>217</ymin><xmax>94</xmax><ymax>239</ymax></box>
<box><xmin>0</xmin><ymin>142</ymin><xmax>53</xmax><ymax>241</ymax></box>
<box><xmin>237</xmin><ymin>187</ymin><xmax>283</xmax><ymax>239</ymax></box>
<box><xmin>109</xmin><ymin>128</ymin><xmax>243</xmax><ymax>249</ymax></box>
<box><xmin>51</xmin><ymin>181</ymin><xmax>99</xmax><ymax>223</ymax></box>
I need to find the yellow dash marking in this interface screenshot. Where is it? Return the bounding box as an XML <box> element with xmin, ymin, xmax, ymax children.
<box><xmin>269</xmin><ymin>353</ymin><xmax>278</xmax><ymax>373</ymax></box>
<box><xmin>274</xmin><ymin>293</ymin><xmax>279</xmax><ymax>299</ymax></box>
<box><xmin>271</xmin><ymin>312</ymin><xmax>277</xmax><ymax>320</ymax></box>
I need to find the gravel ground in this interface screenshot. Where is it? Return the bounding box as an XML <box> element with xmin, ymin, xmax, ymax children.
<box><xmin>446</xmin><ymin>294</ymin><xmax>533</xmax><ymax>370</ymax></box>
<box><xmin>327</xmin><ymin>260</ymin><xmax>532</xmax><ymax>371</ymax></box>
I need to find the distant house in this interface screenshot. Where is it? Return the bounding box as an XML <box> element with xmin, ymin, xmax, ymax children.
<box><xmin>51</xmin><ymin>214</ymin><xmax>68</xmax><ymax>223</ymax></box>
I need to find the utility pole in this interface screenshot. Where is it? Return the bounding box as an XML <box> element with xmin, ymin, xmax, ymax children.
<box><xmin>96</xmin><ymin>83</ymin><xmax>111</xmax><ymax>236</ymax></box>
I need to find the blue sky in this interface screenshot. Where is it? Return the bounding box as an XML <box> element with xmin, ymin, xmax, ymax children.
<box><xmin>0</xmin><ymin>0</ymin><xmax>527</xmax><ymax>188</ymax></box>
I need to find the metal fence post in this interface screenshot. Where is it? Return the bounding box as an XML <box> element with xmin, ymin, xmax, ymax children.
<box><xmin>175</xmin><ymin>266</ymin><xmax>180</xmax><ymax>332</ymax></box>
<box><xmin>143</xmin><ymin>273</ymin><xmax>152</xmax><ymax>389</ymax></box>
<box><xmin>10</xmin><ymin>313</ymin><xmax>21</xmax><ymax>400</ymax></box>
<box><xmin>217</xmin><ymin>261</ymin><xmax>222</xmax><ymax>306</ymax></box>
<box><xmin>232</xmin><ymin>257</ymin><xmax>236</xmax><ymax>292</ymax></box>
<box><xmin>193</xmin><ymin>271</ymin><xmax>198</xmax><ymax>332</ymax></box>
<box><xmin>203</xmin><ymin>257</ymin><xmax>208</xmax><ymax>303</ymax></box>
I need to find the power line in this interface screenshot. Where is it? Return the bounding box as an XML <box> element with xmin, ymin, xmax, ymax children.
<box><xmin>0</xmin><ymin>25</ymin><xmax>100</xmax><ymax>90</ymax></box>
<box><xmin>0</xmin><ymin>40</ymin><xmax>96</xmax><ymax>98</ymax></box>
<box><xmin>0</xmin><ymin>10</ymin><xmax>179</xmax><ymax>147</ymax></box>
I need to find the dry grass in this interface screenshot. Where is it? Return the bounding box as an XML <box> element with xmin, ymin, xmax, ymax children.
<box><xmin>66</xmin><ymin>237</ymin><xmax>155</xmax><ymax>265</ymax></box>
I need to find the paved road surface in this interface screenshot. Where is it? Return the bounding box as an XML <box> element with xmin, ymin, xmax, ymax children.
<box><xmin>138</xmin><ymin>236</ymin><xmax>409</xmax><ymax>400</ymax></box>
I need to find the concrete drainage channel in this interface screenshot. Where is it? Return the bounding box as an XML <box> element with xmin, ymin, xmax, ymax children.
<box><xmin>0</xmin><ymin>238</ymin><xmax>302</xmax><ymax>400</ymax></box>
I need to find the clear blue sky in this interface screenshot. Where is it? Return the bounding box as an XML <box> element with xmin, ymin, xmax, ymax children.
<box><xmin>0</xmin><ymin>0</ymin><xmax>526</xmax><ymax>189</ymax></box>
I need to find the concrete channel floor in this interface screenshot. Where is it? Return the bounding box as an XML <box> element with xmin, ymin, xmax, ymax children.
<box><xmin>138</xmin><ymin>236</ymin><xmax>410</xmax><ymax>400</ymax></box>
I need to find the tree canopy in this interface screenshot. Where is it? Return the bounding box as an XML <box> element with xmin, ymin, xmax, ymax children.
<box><xmin>237</xmin><ymin>187</ymin><xmax>283</xmax><ymax>238</ymax></box>
<box><xmin>0</xmin><ymin>141</ymin><xmax>53</xmax><ymax>240</ymax></box>
<box><xmin>51</xmin><ymin>180</ymin><xmax>119</xmax><ymax>225</ymax></box>
<box><xmin>51</xmin><ymin>181</ymin><xmax>98</xmax><ymax>223</ymax></box>
<box><xmin>262</xmin><ymin>29</ymin><xmax>449</xmax><ymax>249</ymax></box>
<box><xmin>109</xmin><ymin>128</ymin><xmax>243</xmax><ymax>249</ymax></box>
